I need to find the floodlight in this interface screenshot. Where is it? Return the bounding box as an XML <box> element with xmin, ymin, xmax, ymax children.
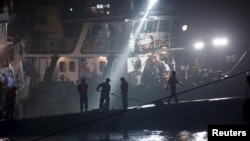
<box><xmin>194</xmin><ymin>42</ymin><xmax>204</xmax><ymax>50</ymax></box>
<box><xmin>212</xmin><ymin>38</ymin><xmax>228</xmax><ymax>46</ymax></box>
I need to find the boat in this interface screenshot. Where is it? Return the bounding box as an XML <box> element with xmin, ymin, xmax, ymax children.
<box><xmin>15</xmin><ymin>0</ymin><xmax>187</xmax><ymax>118</ymax></box>
<box><xmin>0</xmin><ymin>96</ymin><xmax>249</xmax><ymax>138</ymax></box>
<box><xmin>0</xmin><ymin>5</ymin><xmax>30</xmax><ymax>120</ymax></box>
<box><xmin>0</xmin><ymin>0</ymin><xmax>249</xmax><ymax>140</ymax></box>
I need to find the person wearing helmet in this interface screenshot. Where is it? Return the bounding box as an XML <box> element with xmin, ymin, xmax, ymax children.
<box><xmin>97</xmin><ymin>78</ymin><xmax>111</xmax><ymax>111</ymax></box>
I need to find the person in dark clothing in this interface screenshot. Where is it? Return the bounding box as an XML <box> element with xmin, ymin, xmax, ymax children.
<box><xmin>5</xmin><ymin>86</ymin><xmax>17</xmax><ymax>119</ymax></box>
<box><xmin>167</xmin><ymin>71</ymin><xmax>182</xmax><ymax>103</ymax></box>
<box><xmin>120</xmin><ymin>77</ymin><xmax>129</xmax><ymax>110</ymax></box>
<box><xmin>0</xmin><ymin>81</ymin><xmax>3</xmax><ymax>118</ymax></box>
<box><xmin>77</xmin><ymin>79</ymin><xmax>88</xmax><ymax>113</ymax></box>
<box><xmin>97</xmin><ymin>78</ymin><xmax>111</xmax><ymax>111</ymax></box>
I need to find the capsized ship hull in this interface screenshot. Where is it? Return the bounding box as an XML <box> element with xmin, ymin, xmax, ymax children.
<box><xmin>0</xmin><ymin>97</ymin><xmax>248</xmax><ymax>138</ymax></box>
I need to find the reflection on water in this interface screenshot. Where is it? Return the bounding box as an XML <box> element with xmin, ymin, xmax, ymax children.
<box><xmin>9</xmin><ymin>130</ymin><xmax>207</xmax><ymax>141</ymax></box>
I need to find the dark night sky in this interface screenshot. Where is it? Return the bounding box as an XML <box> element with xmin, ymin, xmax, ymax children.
<box><xmin>172</xmin><ymin>0</ymin><xmax>249</xmax><ymax>51</ymax></box>
<box><xmin>165</xmin><ymin>0</ymin><xmax>250</xmax><ymax>71</ymax></box>
<box><xmin>1</xmin><ymin>0</ymin><xmax>249</xmax><ymax>52</ymax></box>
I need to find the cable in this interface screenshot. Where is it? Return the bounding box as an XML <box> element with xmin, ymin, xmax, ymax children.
<box><xmin>173</xmin><ymin>70</ymin><xmax>250</xmax><ymax>99</ymax></box>
<box><xmin>110</xmin><ymin>93</ymin><xmax>147</xmax><ymax>104</ymax></box>
<box><xmin>32</xmin><ymin>69</ymin><xmax>250</xmax><ymax>141</ymax></box>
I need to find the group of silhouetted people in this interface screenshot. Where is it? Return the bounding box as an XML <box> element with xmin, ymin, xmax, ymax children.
<box><xmin>77</xmin><ymin>70</ymin><xmax>182</xmax><ymax>113</ymax></box>
<box><xmin>0</xmin><ymin>71</ymin><xmax>17</xmax><ymax>120</ymax></box>
<box><xmin>77</xmin><ymin>77</ymin><xmax>129</xmax><ymax>113</ymax></box>
<box><xmin>77</xmin><ymin>71</ymin><xmax>182</xmax><ymax>113</ymax></box>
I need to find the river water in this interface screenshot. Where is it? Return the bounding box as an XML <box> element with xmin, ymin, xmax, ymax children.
<box><xmin>6</xmin><ymin>130</ymin><xmax>207</xmax><ymax>141</ymax></box>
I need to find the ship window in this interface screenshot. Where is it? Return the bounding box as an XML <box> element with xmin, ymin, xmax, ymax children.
<box><xmin>146</xmin><ymin>21</ymin><xmax>153</xmax><ymax>33</ymax></box>
<box><xmin>59</xmin><ymin>62</ymin><xmax>66</xmax><ymax>72</ymax></box>
<box><xmin>69</xmin><ymin>61</ymin><xmax>76</xmax><ymax>72</ymax></box>
<box><xmin>99</xmin><ymin>61</ymin><xmax>106</xmax><ymax>71</ymax></box>
<box><xmin>159</xmin><ymin>20</ymin><xmax>169</xmax><ymax>32</ymax></box>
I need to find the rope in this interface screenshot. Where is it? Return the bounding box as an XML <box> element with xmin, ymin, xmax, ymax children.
<box><xmin>110</xmin><ymin>93</ymin><xmax>147</xmax><ymax>104</ymax></box>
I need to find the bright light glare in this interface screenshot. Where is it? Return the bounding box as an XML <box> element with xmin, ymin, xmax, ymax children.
<box><xmin>147</xmin><ymin>0</ymin><xmax>158</xmax><ymax>10</ymax></box>
<box><xmin>139</xmin><ymin>134</ymin><xmax>164</xmax><ymax>141</ymax></box>
<box><xmin>129</xmin><ymin>33</ymin><xmax>135</xmax><ymax>51</ymax></box>
<box><xmin>194</xmin><ymin>42</ymin><xmax>204</xmax><ymax>50</ymax></box>
<box><xmin>135</xmin><ymin>0</ymin><xmax>158</xmax><ymax>35</ymax></box>
<box><xmin>106</xmin><ymin>4</ymin><xmax>110</xmax><ymax>8</ymax></box>
<box><xmin>212</xmin><ymin>38</ymin><xmax>228</xmax><ymax>46</ymax></box>
<box><xmin>182</xmin><ymin>25</ymin><xmax>188</xmax><ymax>31</ymax></box>
<box><xmin>136</xmin><ymin>130</ymin><xmax>164</xmax><ymax>141</ymax></box>
<box><xmin>150</xmin><ymin>0</ymin><xmax>158</xmax><ymax>5</ymax></box>
<box><xmin>192</xmin><ymin>131</ymin><xmax>207</xmax><ymax>141</ymax></box>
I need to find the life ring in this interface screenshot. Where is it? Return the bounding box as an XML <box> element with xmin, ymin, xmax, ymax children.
<box><xmin>81</xmin><ymin>40</ymin><xmax>92</xmax><ymax>53</ymax></box>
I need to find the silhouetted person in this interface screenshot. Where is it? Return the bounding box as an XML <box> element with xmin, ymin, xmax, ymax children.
<box><xmin>167</xmin><ymin>71</ymin><xmax>182</xmax><ymax>103</ymax></box>
<box><xmin>77</xmin><ymin>79</ymin><xmax>88</xmax><ymax>113</ymax></box>
<box><xmin>5</xmin><ymin>71</ymin><xmax>16</xmax><ymax>119</ymax></box>
<box><xmin>5</xmin><ymin>86</ymin><xmax>17</xmax><ymax>119</ymax></box>
<box><xmin>0</xmin><ymin>73</ymin><xmax>8</xmax><ymax>118</ymax></box>
<box><xmin>0</xmin><ymin>80</ymin><xmax>3</xmax><ymax>118</ymax></box>
<box><xmin>97</xmin><ymin>78</ymin><xmax>111</xmax><ymax>111</ymax></box>
<box><xmin>120</xmin><ymin>77</ymin><xmax>129</xmax><ymax>110</ymax></box>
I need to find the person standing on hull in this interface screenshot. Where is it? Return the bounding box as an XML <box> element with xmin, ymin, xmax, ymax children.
<box><xmin>166</xmin><ymin>71</ymin><xmax>182</xmax><ymax>104</ymax></box>
<box><xmin>5</xmin><ymin>71</ymin><xmax>17</xmax><ymax>119</ymax></box>
<box><xmin>77</xmin><ymin>78</ymin><xmax>88</xmax><ymax>113</ymax></box>
<box><xmin>0</xmin><ymin>78</ymin><xmax>3</xmax><ymax>118</ymax></box>
<box><xmin>120</xmin><ymin>77</ymin><xmax>129</xmax><ymax>110</ymax></box>
<box><xmin>97</xmin><ymin>78</ymin><xmax>111</xmax><ymax>111</ymax></box>
<box><xmin>5</xmin><ymin>85</ymin><xmax>17</xmax><ymax>119</ymax></box>
<box><xmin>0</xmin><ymin>73</ymin><xmax>8</xmax><ymax>118</ymax></box>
